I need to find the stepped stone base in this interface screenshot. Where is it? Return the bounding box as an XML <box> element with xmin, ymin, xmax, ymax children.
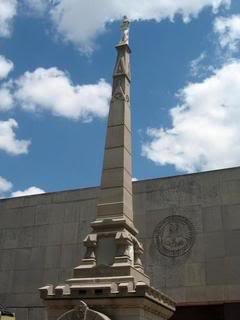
<box><xmin>73</xmin><ymin>265</ymin><xmax>150</xmax><ymax>283</ymax></box>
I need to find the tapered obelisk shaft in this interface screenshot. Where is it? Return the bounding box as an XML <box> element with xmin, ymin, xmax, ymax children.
<box><xmin>96</xmin><ymin>16</ymin><xmax>134</xmax><ymax>230</ymax></box>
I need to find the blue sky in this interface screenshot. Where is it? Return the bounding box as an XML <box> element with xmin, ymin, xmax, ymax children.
<box><xmin>0</xmin><ymin>0</ymin><xmax>240</xmax><ymax>197</ymax></box>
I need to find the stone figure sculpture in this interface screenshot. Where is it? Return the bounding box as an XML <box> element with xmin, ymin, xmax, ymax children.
<box><xmin>120</xmin><ymin>15</ymin><xmax>130</xmax><ymax>44</ymax></box>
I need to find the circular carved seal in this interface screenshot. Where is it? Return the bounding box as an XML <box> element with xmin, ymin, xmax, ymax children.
<box><xmin>153</xmin><ymin>215</ymin><xmax>195</xmax><ymax>257</ymax></box>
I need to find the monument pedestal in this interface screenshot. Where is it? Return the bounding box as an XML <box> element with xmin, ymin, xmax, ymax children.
<box><xmin>40</xmin><ymin>282</ymin><xmax>175</xmax><ymax>320</ymax></box>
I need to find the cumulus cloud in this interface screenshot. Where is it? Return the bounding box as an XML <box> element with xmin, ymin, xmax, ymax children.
<box><xmin>0</xmin><ymin>55</ymin><xmax>14</xmax><ymax>80</ymax></box>
<box><xmin>143</xmin><ymin>61</ymin><xmax>240</xmax><ymax>173</ymax></box>
<box><xmin>50</xmin><ymin>0</ymin><xmax>230</xmax><ymax>52</ymax></box>
<box><xmin>0</xmin><ymin>176</ymin><xmax>12</xmax><ymax>197</ymax></box>
<box><xmin>0</xmin><ymin>0</ymin><xmax>17</xmax><ymax>37</ymax></box>
<box><xmin>0</xmin><ymin>176</ymin><xmax>44</xmax><ymax>198</ymax></box>
<box><xmin>0</xmin><ymin>118</ymin><xmax>30</xmax><ymax>155</ymax></box>
<box><xmin>11</xmin><ymin>186</ymin><xmax>45</xmax><ymax>197</ymax></box>
<box><xmin>14</xmin><ymin>67</ymin><xmax>111</xmax><ymax>121</ymax></box>
<box><xmin>0</xmin><ymin>65</ymin><xmax>111</xmax><ymax>120</ymax></box>
<box><xmin>0</xmin><ymin>56</ymin><xmax>14</xmax><ymax>111</ymax></box>
<box><xmin>214</xmin><ymin>14</ymin><xmax>240</xmax><ymax>52</ymax></box>
<box><xmin>0</xmin><ymin>86</ymin><xmax>14</xmax><ymax>111</ymax></box>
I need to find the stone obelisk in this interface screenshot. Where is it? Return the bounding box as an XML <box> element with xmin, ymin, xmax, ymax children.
<box><xmin>40</xmin><ymin>17</ymin><xmax>175</xmax><ymax>320</ymax></box>
<box><xmin>96</xmin><ymin>15</ymin><xmax>134</xmax><ymax>232</ymax></box>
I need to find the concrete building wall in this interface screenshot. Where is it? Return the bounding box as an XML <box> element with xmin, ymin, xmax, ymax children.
<box><xmin>0</xmin><ymin>187</ymin><xmax>97</xmax><ymax>320</ymax></box>
<box><xmin>135</xmin><ymin>167</ymin><xmax>240</xmax><ymax>305</ymax></box>
<box><xmin>0</xmin><ymin>167</ymin><xmax>240</xmax><ymax>319</ymax></box>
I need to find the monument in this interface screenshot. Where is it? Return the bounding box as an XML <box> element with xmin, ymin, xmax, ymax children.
<box><xmin>39</xmin><ymin>16</ymin><xmax>175</xmax><ymax>320</ymax></box>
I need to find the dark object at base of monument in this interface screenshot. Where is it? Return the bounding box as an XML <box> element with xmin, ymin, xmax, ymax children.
<box><xmin>0</xmin><ymin>305</ymin><xmax>15</xmax><ymax>318</ymax></box>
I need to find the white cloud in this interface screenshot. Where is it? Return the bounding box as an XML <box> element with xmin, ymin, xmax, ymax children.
<box><xmin>0</xmin><ymin>55</ymin><xmax>14</xmax><ymax>80</ymax></box>
<box><xmin>0</xmin><ymin>86</ymin><xmax>14</xmax><ymax>111</ymax></box>
<box><xmin>0</xmin><ymin>57</ymin><xmax>14</xmax><ymax>111</ymax></box>
<box><xmin>190</xmin><ymin>53</ymin><xmax>208</xmax><ymax>77</ymax></box>
<box><xmin>0</xmin><ymin>118</ymin><xmax>30</xmax><ymax>155</ymax></box>
<box><xmin>11</xmin><ymin>186</ymin><xmax>45</xmax><ymax>197</ymax></box>
<box><xmin>0</xmin><ymin>176</ymin><xmax>12</xmax><ymax>197</ymax></box>
<box><xmin>0</xmin><ymin>0</ymin><xmax>17</xmax><ymax>37</ymax></box>
<box><xmin>142</xmin><ymin>61</ymin><xmax>240</xmax><ymax>173</ymax></box>
<box><xmin>214</xmin><ymin>14</ymin><xmax>240</xmax><ymax>52</ymax></box>
<box><xmin>23</xmin><ymin>0</ymin><xmax>48</xmax><ymax>15</ymax></box>
<box><xmin>0</xmin><ymin>177</ymin><xmax>44</xmax><ymax>198</ymax></box>
<box><xmin>14</xmin><ymin>67</ymin><xmax>111</xmax><ymax>121</ymax></box>
<box><xmin>190</xmin><ymin>52</ymin><xmax>206</xmax><ymax>70</ymax></box>
<box><xmin>50</xmin><ymin>0</ymin><xmax>230</xmax><ymax>52</ymax></box>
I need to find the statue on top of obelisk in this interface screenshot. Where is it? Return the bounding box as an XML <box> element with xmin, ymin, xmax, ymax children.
<box><xmin>120</xmin><ymin>15</ymin><xmax>130</xmax><ymax>44</ymax></box>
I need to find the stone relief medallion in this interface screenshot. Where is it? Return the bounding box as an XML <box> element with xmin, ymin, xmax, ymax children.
<box><xmin>153</xmin><ymin>215</ymin><xmax>195</xmax><ymax>257</ymax></box>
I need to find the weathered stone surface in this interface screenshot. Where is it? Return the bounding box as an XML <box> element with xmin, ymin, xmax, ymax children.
<box><xmin>202</xmin><ymin>206</ymin><xmax>222</xmax><ymax>232</ymax></box>
<box><xmin>206</xmin><ymin>258</ymin><xmax>226</xmax><ymax>285</ymax></box>
<box><xmin>204</xmin><ymin>232</ymin><xmax>225</xmax><ymax>259</ymax></box>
